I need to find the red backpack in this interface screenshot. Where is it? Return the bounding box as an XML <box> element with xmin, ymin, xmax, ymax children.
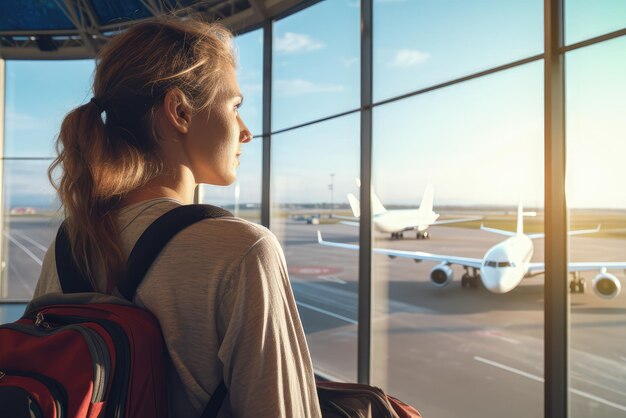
<box><xmin>0</xmin><ymin>204</ymin><xmax>230</xmax><ymax>418</ymax></box>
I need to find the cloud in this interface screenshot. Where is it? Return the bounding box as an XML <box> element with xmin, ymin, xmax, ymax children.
<box><xmin>275</xmin><ymin>32</ymin><xmax>324</xmax><ymax>54</ymax></box>
<box><xmin>274</xmin><ymin>79</ymin><xmax>344</xmax><ymax>96</ymax></box>
<box><xmin>390</xmin><ymin>49</ymin><xmax>430</xmax><ymax>68</ymax></box>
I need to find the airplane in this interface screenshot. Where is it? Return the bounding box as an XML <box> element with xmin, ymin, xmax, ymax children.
<box><xmin>332</xmin><ymin>182</ymin><xmax>482</xmax><ymax>240</ymax></box>
<box><xmin>318</xmin><ymin>204</ymin><xmax>623</xmax><ymax>299</ymax></box>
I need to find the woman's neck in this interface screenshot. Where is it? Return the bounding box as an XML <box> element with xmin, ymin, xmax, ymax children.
<box><xmin>120</xmin><ymin>167</ymin><xmax>196</xmax><ymax>207</ymax></box>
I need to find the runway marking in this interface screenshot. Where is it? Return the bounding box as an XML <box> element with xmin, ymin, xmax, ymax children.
<box><xmin>474</xmin><ymin>356</ymin><xmax>626</xmax><ymax>412</ymax></box>
<box><xmin>5</xmin><ymin>233</ymin><xmax>42</xmax><ymax>266</ymax></box>
<box><xmin>12</xmin><ymin>231</ymin><xmax>48</xmax><ymax>252</ymax></box>
<box><xmin>318</xmin><ymin>275</ymin><xmax>347</xmax><ymax>284</ymax></box>
<box><xmin>296</xmin><ymin>301</ymin><xmax>357</xmax><ymax>324</ymax></box>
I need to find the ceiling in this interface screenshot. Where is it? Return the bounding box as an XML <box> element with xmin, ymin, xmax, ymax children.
<box><xmin>0</xmin><ymin>0</ymin><xmax>314</xmax><ymax>60</ymax></box>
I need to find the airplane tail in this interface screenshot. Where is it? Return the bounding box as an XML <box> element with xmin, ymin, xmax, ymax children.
<box><xmin>353</xmin><ymin>178</ymin><xmax>386</xmax><ymax>216</ymax></box>
<box><xmin>419</xmin><ymin>183</ymin><xmax>434</xmax><ymax>213</ymax></box>
<box><xmin>371</xmin><ymin>191</ymin><xmax>386</xmax><ymax>215</ymax></box>
<box><xmin>517</xmin><ymin>202</ymin><xmax>524</xmax><ymax>235</ymax></box>
<box><xmin>347</xmin><ymin>193</ymin><xmax>361</xmax><ymax>218</ymax></box>
<box><xmin>347</xmin><ymin>192</ymin><xmax>386</xmax><ymax>218</ymax></box>
<box><xmin>481</xmin><ymin>203</ymin><xmax>536</xmax><ymax>237</ymax></box>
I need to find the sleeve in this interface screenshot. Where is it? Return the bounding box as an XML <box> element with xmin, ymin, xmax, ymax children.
<box><xmin>216</xmin><ymin>234</ymin><xmax>322</xmax><ymax>418</ymax></box>
<box><xmin>33</xmin><ymin>242</ymin><xmax>62</xmax><ymax>298</ymax></box>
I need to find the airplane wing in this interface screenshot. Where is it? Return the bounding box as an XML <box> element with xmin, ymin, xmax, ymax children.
<box><xmin>331</xmin><ymin>214</ymin><xmax>359</xmax><ymax>222</ymax></box>
<box><xmin>317</xmin><ymin>231</ymin><xmax>483</xmax><ymax>269</ymax></box>
<box><xmin>526</xmin><ymin>224</ymin><xmax>601</xmax><ymax>240</ymax></box>
<box><xmin>340</xmin><ymin>221</ymin><xmax>360</xmax><ymax>227</ymax></box>
<box><xmin>527</xmin><ymin>260</ymin><xmax>626</xmax><ymax>275</ymax></box>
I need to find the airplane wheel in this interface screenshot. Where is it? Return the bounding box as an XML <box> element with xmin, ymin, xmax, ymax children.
<box><xmin>570</xmin><ymin>279</ymin><xmax>586</xmax><ymax>294</ymax></box>
<box><xmin>424</xmin><ymin>232</ymin><xmax>430</xmax><ymax>239</ymax></box>
<box><xmin>461</xmin><ymin>274</ymin><xmax>469</xmax><ymax>288</ymax></box>
<box><xmin>469</xmin><ymin>275</ymin><xmax>480</xmax><ymax>289</ymax></box>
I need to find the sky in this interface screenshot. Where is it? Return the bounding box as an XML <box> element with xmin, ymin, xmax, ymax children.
<box><xmin>2</xmin><ymin>0</ymin><xmax>626</xmax><ymax>210</ymax></box>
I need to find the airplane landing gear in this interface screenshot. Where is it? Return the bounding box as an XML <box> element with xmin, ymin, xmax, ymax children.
<box><xmin>391</xmin><ymin>232</ymin><xmax>405</xmax><ymax>239</ymax></box>
<box><xmin>416</xmin><ymin>231</ymin><xmax>430</xmax><ymax>239</ymax></box>
<box><xmin>461</xmin><ymin>268</ymin><xmax>481</xmax><ymax>289</ymax></box>
<box><xmin>569</xmin><ymin>272</ymin><xmax>586</xmax><ymax>294</ymax></box>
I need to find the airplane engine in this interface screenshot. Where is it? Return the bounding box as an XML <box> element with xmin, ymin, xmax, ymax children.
<box><xmin>430</xmin><ymin>263</ymin><xmax>453</xmax><ymax>287</ymax></box>
<box><xmin>592</xmin><ymin>272</ymin><xmax>621</xmax><ymax>299</ymax></box>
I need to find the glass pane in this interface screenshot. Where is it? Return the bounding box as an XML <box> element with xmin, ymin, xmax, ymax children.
<box><xmin>4</xmin><ymin>60</ymin><xmax>95</xmax><ymax>158</ymax></box>
<box><xmin>371</xmin><ymin>62</ymin><xmax>544</xmax><ymax>417</ymax></box>
<box><xmin>373</xmin><ymin>0</ymin><xmax>543</xmax><ymax>102</ymax></box>
<box><xmin>271</xmin><ymin>114</ymin><xmax>360</xmax><ymax>381</ymax></box>
<box><xmin>566</xmin><ymin>0</ymin><xmax>626</xmax><ymax>46</ymax></box>
<box><xmin>1</xmin><ymin>160</ymin><xmax>61</xmax><ymax>301</ymax></box>
<box><xmin>234</xmin><ymin>28</ymin><xmax>263</xmax><ymax>137</ymax></box>
<box><xmin>566</xmin><ymin>37</ymin><xmax>626</xmax><ymax>418</ymax></box>
<box><xmin>272</xmin><ymin>0</ymin><xmax>360</xmax><ymax>131</ymax></box>
<box><xmin>199</xmin><ymin>29</ymin><xmax>264</xmax><ymax>223</ymax></box>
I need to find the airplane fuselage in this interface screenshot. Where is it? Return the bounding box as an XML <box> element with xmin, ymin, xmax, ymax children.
<box><xmin>480</xmin><ymin>234</ymin><xmax>534</xmax><ymax>293</ymax></box>
<box><xmin>374</xmin><ymin>210</ymin><xmax>440</xmax><ymax>233</ymax></box>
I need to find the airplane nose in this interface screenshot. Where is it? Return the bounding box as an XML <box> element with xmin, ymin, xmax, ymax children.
<box><xmin>480</xmin><ymin>267</ymin><xmax>522</xmax><ymax>294</ymax></box>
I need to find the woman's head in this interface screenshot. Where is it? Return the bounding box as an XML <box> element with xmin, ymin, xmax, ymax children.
<box><xmin>50</xmin><ymin>17</ymin><xmax>246</xmax><ymax>285</ymax></box>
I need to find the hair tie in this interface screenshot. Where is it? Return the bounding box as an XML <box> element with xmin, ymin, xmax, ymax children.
<box><xmin>90</xmin><ymin>97</ymin><xmax>105</xmax><ymax>113</ymax></box>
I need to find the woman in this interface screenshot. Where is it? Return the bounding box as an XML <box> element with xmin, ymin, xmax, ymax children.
<box><xmin>33</xmin><ymin>17</ymin><xmax>322</xmax><ymax>418</ymax></box>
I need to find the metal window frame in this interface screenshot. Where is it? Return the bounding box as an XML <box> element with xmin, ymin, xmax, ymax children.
<box><xmin>261</xmin><ymin>19</ymin><xmax>272</xmax><ymax>229</ymax></box>
<box><xmin>544</xmin><ymin>0</ymin><xmax>568</xmax><ymax>417</ymax></box>
<box><xmin>358</xmin><ymin>0</ymin><xmax>374</xmax><ymax>385</ymax></box>
<box><xmin>0</xmin><ymin>58</ymin><xmax>5</xmax><ymax>298</ymax></box>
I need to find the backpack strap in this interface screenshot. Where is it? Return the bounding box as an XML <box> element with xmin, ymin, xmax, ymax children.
<box><xmin>124</xmin><ymin>203</ymin><xmax>232</xmax><ymax>418</ymax></box>
<box><xmin>55</xmin><ymin>203</ymin><xmax>232</xmax><ymax>417</ymax></box>
<box><xmin>55</xmin><ymin>222</ymin><xmax>95</xmax><ymax>293</ymax></box>
<box><xmin>120</xmin><ymin>204</ymin><xmax>232</xmax><ymax>301</ymax></box>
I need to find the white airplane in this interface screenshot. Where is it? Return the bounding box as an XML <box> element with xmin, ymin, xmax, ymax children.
<box><xmin>333</xmin><ymin>182</ymin><xmax>481</xmax><ymax>239</ymax></box>
<box><xmin>318</xmin><ymin>204</ymin><xmax>623</xmax><ymax>299</ymax></box>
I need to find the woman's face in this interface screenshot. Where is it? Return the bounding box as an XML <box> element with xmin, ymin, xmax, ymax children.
<box><xmin>184</xmin><ymin>66</ymin><xmax>252</xmax><ymax>186</ymax></box>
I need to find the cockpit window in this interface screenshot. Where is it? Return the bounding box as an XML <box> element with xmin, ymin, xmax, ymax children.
<box><xmin>486</xmin><ymin>261</ymin><xmax>496</xmax><ymax>267</ymax></box>
<box><xmin>497</xmin><ymin>262</ymin><xmax>510</xmax><ymax>267</ymax></box>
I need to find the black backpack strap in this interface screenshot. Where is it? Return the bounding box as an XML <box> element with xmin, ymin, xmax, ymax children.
<box><xmin>202</xmin><ymin>380</ymin><xmax>228</xmax><ymax>418</ymax></box>
<box><xmin>124</xmin><ymin>203</ymin><xmax>231</xmax><ymax>417</ymax></box>
<box><xmin>119</xmin><ymin>204</ymin><xmax>232</xmax><ymax>301</ymax></box>
<box><xmin>55</xmin><ymin>222</ymin><xmax>94</xmax><ymax>293</ymax></box>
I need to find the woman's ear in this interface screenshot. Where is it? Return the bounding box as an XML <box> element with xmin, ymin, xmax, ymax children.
<box><xmin>163</xmin><ymin>88</ymin><xmax>192</xmax><ymax>134</ymax></box>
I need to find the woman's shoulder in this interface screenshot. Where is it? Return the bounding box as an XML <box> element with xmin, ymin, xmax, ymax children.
<box><xmin>119</xmin><ymin>199</ymin><xmax>278</xmax><ymax>255</ymax></box>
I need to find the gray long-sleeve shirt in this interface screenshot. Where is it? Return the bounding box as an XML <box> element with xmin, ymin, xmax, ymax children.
<box><xmin>33</xmin><ymin>198</ymin><xmax>322</xmax><ymax>418</ymax></box>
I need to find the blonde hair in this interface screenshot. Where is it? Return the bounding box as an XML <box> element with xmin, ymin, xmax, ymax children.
<box><xmin>49</xmin><ymin>17</ymin><xmax>235</xmax><ymax>289</ymax></box>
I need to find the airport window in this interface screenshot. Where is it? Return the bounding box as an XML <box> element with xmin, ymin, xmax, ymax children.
<box><xmin>565</xmin><ymin>35</ymin><xmax>626</xmax><ymax>417</ymax></box>
<box><xmin>1</xmin><ymin>60</ymin><xmax>94</xmax><ymax>303</ymax></box>
<box><xmin>199</xmin><ymin>29</ymin><xmax>263</xmax><ymax>222</ymax></box>
<box><xmin>1</xmin><ymin>3</ymin><xmax>625</xmax><ymax>417</ymax></box>
<box><xmin>565</xmin><ymin>0</ymin><xmax>626</xmax><ymax>46</ymax></box>
<box><xmin>272</xmin><ymin>0</ymin><xmax>360</xmax><ymax>131</ymax></box>
<box><xmin>271</xmin><ymin>113</ymin><xmax>360</xmax><ymax>382</ymax></box>
<box><xmin>373</xmin><ymin>0</ymin><xmax>543</xmax><ymax>102</ymax></box>
<box><xmin>371</xmin><ymin>61</ymin><xmax>544</xmax><ymax>417</ymax></box>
